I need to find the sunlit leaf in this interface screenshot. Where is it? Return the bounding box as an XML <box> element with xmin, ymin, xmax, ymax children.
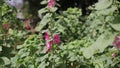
<box><xmin>35</xmin><ymin>13</ymin><xmax>52</xmax><ymax>31</ymax></box>
<box><xmin>0</xmin><ymin>46</ymin><xmax>2</xmax><ymax>51</ymax></box>
<box><xmin>83</xmin><ymin>31</ymin><xmax>116</xmax><ymax>58</ymax></box>
<box><xmin>95</xmin><ymin>0</ymin><xmax>113</xmax><ymax>10</ymax></box>
<box><xmin>1</xmin><ymin>57</ymin><xmax>10</xmax><ymax>65</ymax></box>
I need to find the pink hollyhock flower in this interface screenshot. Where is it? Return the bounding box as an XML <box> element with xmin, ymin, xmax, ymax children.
<box><xmin>111</xmin><ymin>52</ymin><xmax>117</xmax><ymax>58</ymax></box>
<box><xmin>53</xmin><ymin>34</ymin><xmax>61</xmax><ymax>45</ymax></box>
<box><xmin>45</xmin><ymin>32</ymin><xmax>50</xmax><ymax>40</ymax></box>
<box><xmin>115</xmin><ymin>36</ymin><xmax>120</xmax><ymax>40</ymax></box>
<box><xmin>25</xmin><ymin>25</ymin><xmax>31</xmax><ymax>30</ymax></box>
<box><xmin>46</xmin><ymin>41</ymin><xmax>52</xmax><ymax>52</ymax></box>
<box><xmin>112</xmin><ymin>36</ymin><xmax>120</xmax><ymax>50</ymax></box>
<box><xmin>45</xmin><ymin>32</ymin><xmax>52</xmax><ymax>52</ymax></box>
<box><xmin>48</xmin><ymin>0</ymin><xmax>56</xmax><ymax>8</ymax></box>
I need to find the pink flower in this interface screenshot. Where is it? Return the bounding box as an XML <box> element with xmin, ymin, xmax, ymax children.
<box><xmin>112</xmin><ymin>36</ymin><xmax>120</xmax><ymax>50</ymax></box>
<box><xmin>46</xmin><ymin>41</ymin><xmax>52</xmax><ymax>52</ymax></box>
<box><xmin>44</xmin><ymin>32</ymin><xmax>61</xmax><ymax>52</ymax></box>
<box><xmin>45</xmin><ymin>32</ymin><xmax>52</xmax><ymax>52</ymax></box>
<box><xmin>25</xmin><ymin>25</ymin><xmax>31</xmax><ymax>30</ymax></box>
<box><xmin>45</xmin><ymin>32</ymin><xmax>50</xmax><ymax>40</ymax></box>
<box><xmin>53</xmin><ymin>34</ymin><xmax>61</xmax><ymax>45</ymax></box>
<box><xmin>48</xmin><ymin>0</ymin><xmax>56</xmax><ymax>8</ymax></box>
<box><xmin>111</xmin><ymin>53</ymin><xmax>117</xmax><ymax>58</ymax></box>
<box><xmin>115</xmin><ymin>36</ymin><xmax>120</xmax><ymax>40</ymax></box>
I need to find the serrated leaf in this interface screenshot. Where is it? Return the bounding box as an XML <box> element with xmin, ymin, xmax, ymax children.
<box><xmin>95</xmin><ymin>0</ymin><xmax>113</xmax><ymax>10</ymax></box>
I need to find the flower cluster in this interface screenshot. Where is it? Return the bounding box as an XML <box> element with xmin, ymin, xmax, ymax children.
<box><xmin>48</xmin><ymin>0</ymin><xmax>56</xmax><ymax>8</ymax></box>
<box><xmin>45</xmin><ymin>32</ymin><xmax>60</xmax><ymax>52</ymax></box>
<box><xmin>112</xmin><ymin>36</ymin><xmax>120</xmax><ymax>50</ymax></box>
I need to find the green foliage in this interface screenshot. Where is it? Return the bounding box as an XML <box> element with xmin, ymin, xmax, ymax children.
<box><xmin>0</xmin><ymin>1</ymin><xmax>27</xmax><ymax>67</ymax></box>
<box><xmin>11</xmin><ymin>35</ymin><xmax>45</xmax><ymax>68</ymax></box>
<box><xmin>0</xmin><ymin>0</ymin><xmax>120</xmax><ymax>68</ymax></box>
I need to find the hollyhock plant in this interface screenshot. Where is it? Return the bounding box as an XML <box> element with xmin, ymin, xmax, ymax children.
<box><xmin>112</xmin><ymin>36</ymin><xmax>120</xmax><ymax>50</ymax></box>
<box><xmin>53</xmin><ymin>34</ymin><xmax>61</xmax><ymax>45</ymax></box>
<box><xmin>48</xmin><ymin>0</ymin><xmax>56</xmax><ymax>8</ymax></box>
<box><xmin>44</xmin><ymin>32</ymin><xmax>61</xmax><ymax>52</ymax></box>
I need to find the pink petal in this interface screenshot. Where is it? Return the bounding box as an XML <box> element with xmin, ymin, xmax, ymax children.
<box><xmin>114</xmin><ymin>45</ymin><xmax>120</xmax><ymax>50</ymax></box>
<box><xmin>115</xmin><ymin>36</ymin><xmax>120</xmax><ymax>40</ymax></box>
<box><xmin>48</xmin><ymin>0</ymin><xmax>56</xmax><ymax>8</ymax></box>
<box><xmin>112</xmin><ymin>53</ymin><xmax>117</xmax><ymax>58</ymax></box>
<box><xmin>25</xmin><ymin>25</ymin><xmax>31</xmax><ymax>30</ymax></box>
<box><xmin>112</xmin><ymin>36</ymin><xmax>120</xmax><ymax>50</ymax></box>
<box><xmin>45</xmin><ymin>32</ymin><xmax>50</xmax><ymax>40</ymax></box>
<box><xmin>53</xmin><ymin>34</ymin><xmax>61</xmax><ymax>45</ymax></box>
<box><xmin>46</xmin><ymin>41</ymin><xmax>52</xmax><ymax>52</ymax></box>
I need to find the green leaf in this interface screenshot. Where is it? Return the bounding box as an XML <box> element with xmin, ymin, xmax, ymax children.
<box><xmin>50</xmin><ymin>7</ymin><xmax>58</xmax><ymax>12</ymax></box>
<box><xmin>83</xmin><ymin>31</ymin><xmax>116</xmax><ymax>58</ymax></box>
<box><xmin>94</xmin><ymin>32</ymin><xmax>115</xmax><ymax>52</ymax></box>
<box><xmin>35</xmin><ymin>13</ymin><xmax>52</xmax><ymax>31</ymax></box>
<box><xmin>95</xmin><ymin>0</ymin><xmax>113</xmax><ymax>10</ymax></box>
<box><xmin>38</xmin><ymin>8</ymin><xmax>48</xmax><ymax>18</ymax></box>
<box><xmin>40</xmin><ymin>0</ymin><xmax>47</xmax><ymax>5</ymax></box>
<box><xmin>38</xmin><ymin>61</ymin><xmax>49</xmax><ymax>68</ymax></box>
<box><xmin>0</xmin><ymin>46</ymin><xmax>2</xmax><ymax>51</ymax></box>
<box><xmin>0</xmin><ymin>58</ymin><xmax>4</xmax><ymax>65</ymax></box>
<box><xmin>82</xmin><ymin>46</ymin><xmax>97</xmax><ymax>59</ymax></box>
<box><xmin>1</xmin><ymin>57</ymin><xmax>10</xmax><ymax>65</ymax></box>
<box><xmin>96</xmin><ymin>6</ymin><xmax>117</xmax><ymax>15</ymax></box>
<box><xmin>110</xmin><ymin>23</ymin><xmax>120</xmax><ymax>31</ymax></box>
<box><xmin>110</xmin><ymin>15</ymin><xmax>120</xmax><ymax>31</ymax></box>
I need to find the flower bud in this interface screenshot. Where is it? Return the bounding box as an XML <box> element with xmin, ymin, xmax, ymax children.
<box><xmin>112</xmin><ymin>53</ymin><xmax>117</xmax><ymax>58</ymax></box>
